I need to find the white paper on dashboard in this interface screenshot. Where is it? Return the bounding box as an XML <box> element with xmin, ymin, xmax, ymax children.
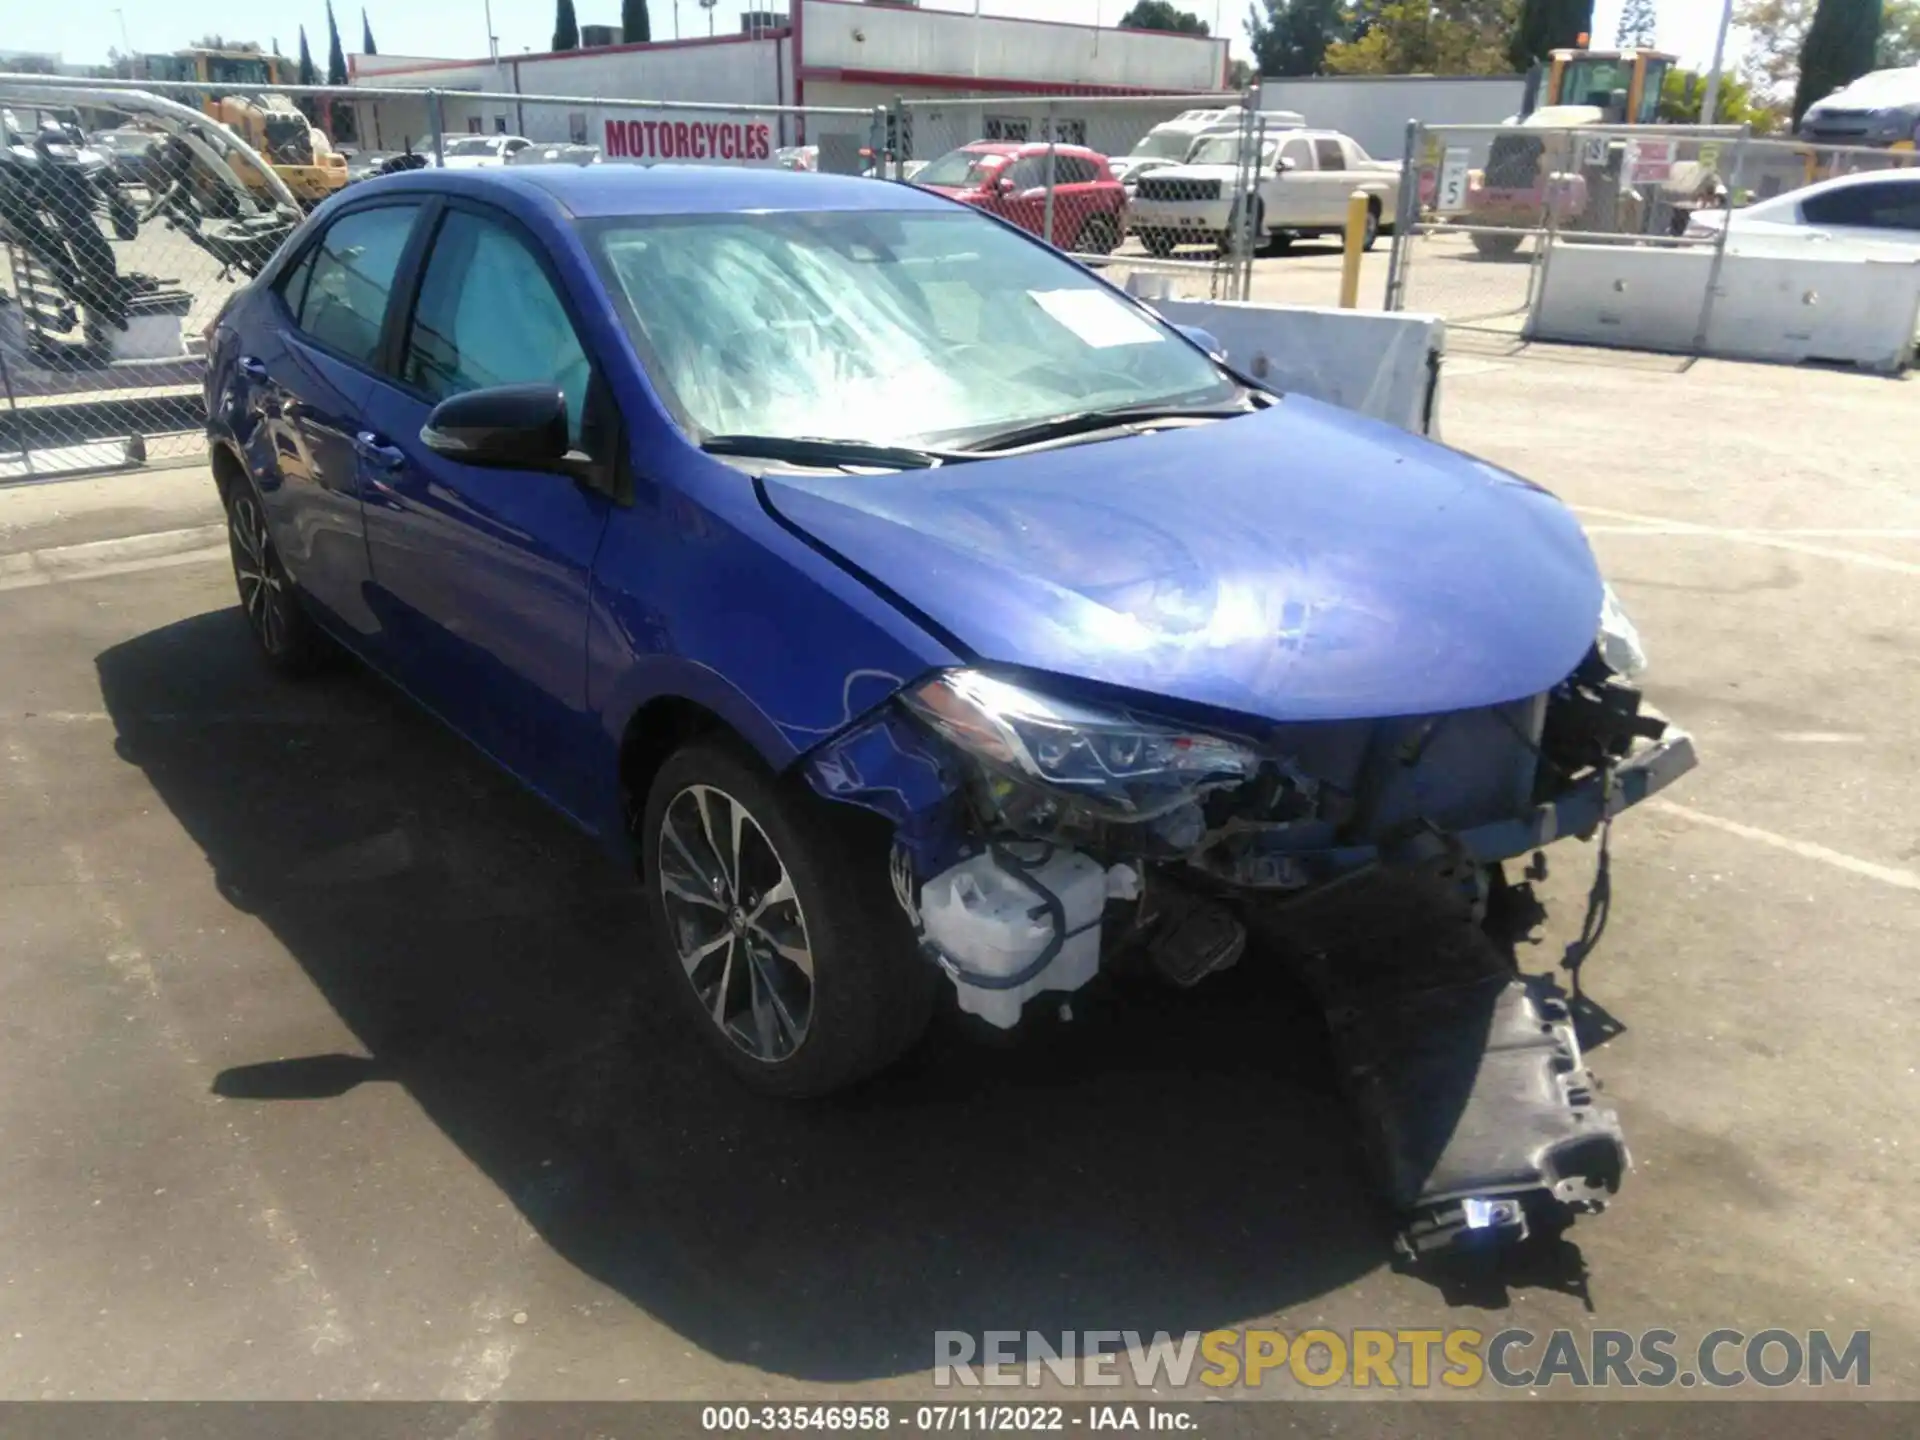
<box><xmin>1027</xmin><ymin>288</ymin><xmax>1164</xmax><ymax>348</ymax></box>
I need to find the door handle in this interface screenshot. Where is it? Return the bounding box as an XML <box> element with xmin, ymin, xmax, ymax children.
<box><xmin>354</xmin><ymin>431</ymin><xmax>405</xmax><ymax>471</ymax></box>
<box><xmin>238</xmin><ymin>355</ymin><xmax>268</xmax><ymax>382</ymax></box>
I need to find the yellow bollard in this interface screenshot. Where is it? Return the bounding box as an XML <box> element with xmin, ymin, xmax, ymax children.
<box><xmin>1339</xmin><ymin>189</ymin><xmax>1370</xmax><ymax>309</ymax></box>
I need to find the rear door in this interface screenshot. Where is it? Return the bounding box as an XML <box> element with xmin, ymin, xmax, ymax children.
<box><xmin>1306</xmin><ymin>135</ymin><xmax>1356</xmax><ymax>225</ymax></box>
<box><xmin>356</xmin><ymin>200</ymin><xmax>615</xmax><ymax>818</ymax></box>
<box><xmin>234</xmin><ymin>200</ymin><xmax>423</xmax><ymax>642</ymax></box>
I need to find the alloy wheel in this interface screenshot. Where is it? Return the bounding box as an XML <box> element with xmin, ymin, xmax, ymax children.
<box><xmin>657</xmin><ymin>783</ymin><xmax>815</xmax><ymax>1062</ymax></box>
<box><xmin>228</xmin><ymin>491</ymin><xmax>290</xmax><ymax>655</ymax></box>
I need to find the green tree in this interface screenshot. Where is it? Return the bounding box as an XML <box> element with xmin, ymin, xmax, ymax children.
<box><xmin>553</xmin><ymin>0</ymin><xmax>581</xmax><ymax>51</ymax></box>
<box><xmin>325</xmin><ymin>0</ymin><xmax>349</xmax><ymax>84</ymax></box>
<box><xmin>1330</xmin><ymin>0</ymin><xmax>1520</xmax><ymax>74</ymax></box>
<box><xmin>1793</xmin><ymin>0</ymin><xmax>1883</xmax><ymax>121</ymax></box>
<box><xmin>1246</xmin><ymin>0</ymin><xmax>1347</xmax><ymax>75</ymax></box>
<box><xmin>1657</xmin><ymin>65</ymin><xmax>1782</xmax><ymax>131</ymax></box>
<box><xmin>1881</xmin><ymin>0</ymin><xmax>1920</xmax><ymax>63</ymax></box>
<box><xmin>1735</xmin><ymin>0</ymin><xmax>1812</xmax><ymax>98</ymax></box>
<box><xmin>1615</xmin><ymin>0</ymin><xmax>1658</xmax><ymax>46</ymax></box>
<box><xmin>1119</xmin><ymin>0</ymin><xmax>1211</xmax><ymax>32</ymax></box>
<box><xmin>362</xmin><ymin>9</ymin><xmax>378</xmax><ymax>53</ymax></box>
<box><xmin>622</xmin><ymin>0</ymin><xmax>652</xmax><ymax>42</ymax></box>
<box><xmin>296</xmin><ymin>26</ymin><xmax>318</xmax><ymax>85</ymax></box>
<box><xmin>1509</xmin><ymin>0</ymin><xmax>1592</xmax><ymax>72</ymax></box>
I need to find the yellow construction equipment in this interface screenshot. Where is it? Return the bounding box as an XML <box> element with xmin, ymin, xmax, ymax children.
<box><xmin>138</xmin><ymin>48</ymin><xmax>347</xmax><ymax>206</ymax></box>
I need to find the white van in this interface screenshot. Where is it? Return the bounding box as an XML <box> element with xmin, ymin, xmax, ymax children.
<box><xmin>1107</xmin><ymin>109</ymin><xmax>1305</xmax><ymax>188</ymax></box>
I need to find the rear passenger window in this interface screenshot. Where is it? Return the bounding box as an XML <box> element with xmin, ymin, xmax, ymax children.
<box><xmin>1314</xmin><ymin>138</ymin><xmax>1346</xmax><ymax>171</ymax></box>
<box><xmin>296</xmin><ymin>204</ymin><xmax>421</xmax><ymax>366</ymax></box>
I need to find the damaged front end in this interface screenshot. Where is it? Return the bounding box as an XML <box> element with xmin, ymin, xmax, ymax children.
<box><xmin>804</xmin><ymin>592</ymin><xmax>1695</xmax><ymax>1257</ymax></box>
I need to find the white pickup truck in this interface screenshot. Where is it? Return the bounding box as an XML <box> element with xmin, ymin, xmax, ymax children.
<box><xmin>1128</xmin><ymin>128</ymin><xmax>1401</xmax><ymax>256</ymax></box>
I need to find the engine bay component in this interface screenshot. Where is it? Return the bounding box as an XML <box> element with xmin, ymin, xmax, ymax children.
<box><xmin>917</xmin><ymin>844</ymin><xmax>1111</xmax><ymax>1029</ymax></box>
<box><xmin>1143</xmin><ymin>890</ymin><xmax>1247</xmax><ymax>988</ymax></box>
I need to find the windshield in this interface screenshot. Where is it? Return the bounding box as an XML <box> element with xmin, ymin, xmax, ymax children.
<box><xmin>1187</xmin><ymin>134</ymin><xmax>1276</xmax><ymax>167</ymax></box>
<box><xmin>588</xmin><ymin>209</ymin><xmax>1235</xmax><ymax>451</ymax></box>
<box><xmin>1129</xmin><ymin>129</ymin><xmax>1195</xmax><ymax>160</ymax></box>
<box><xmin>444</xmin><ymin>137</ymin><xmax>500</xmax><ymax>157</ymax></box>
<box><xmin>914</xmin><ymin>149</ymin><xmax>999</xmax><ymax>188</ymax></box>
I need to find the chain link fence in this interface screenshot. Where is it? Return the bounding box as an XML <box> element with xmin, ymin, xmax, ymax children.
<box><xmin>891</xmin><ymin>92</ymin><xmax>1264</xmax><ymax>304</ymax></box>
<box><xmin>0</xmin><ymin>73</ymin><xmax>1260</xmax><ymax>480</ymax></box>
<box><xmin>1384</xmin><ymin>120</ymin><xmax>1920</xmax><ymax>359</ymax></box>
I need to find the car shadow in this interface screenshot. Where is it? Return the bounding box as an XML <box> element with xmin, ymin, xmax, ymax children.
<box><xmin>97</xmin><ymin>607</ymin><xmax>1579</xmax><ymax>1381</ymax></box>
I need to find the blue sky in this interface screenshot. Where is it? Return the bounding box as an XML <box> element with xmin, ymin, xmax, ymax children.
<box><xmin>13</xmin><ymin>0</ymin><xmax>1733</xmax><ymax>73</ymax></box>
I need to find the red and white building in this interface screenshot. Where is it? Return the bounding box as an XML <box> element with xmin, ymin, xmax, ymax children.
<box><xmin>349</xmin><ymin>0</ymin><xmax>1233</xmax><ymax>166</ymax></box>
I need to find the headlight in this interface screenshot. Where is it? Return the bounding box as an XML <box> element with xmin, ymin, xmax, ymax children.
<box><xmin>900</xmin><ymin>670</ymin><xmax>1262</xmax><ymax>821</ymax></box>
<box><xmin>1597</xmin><ymin>582</ymin><xmax>1648</xmax><ymax>680</ymax></box>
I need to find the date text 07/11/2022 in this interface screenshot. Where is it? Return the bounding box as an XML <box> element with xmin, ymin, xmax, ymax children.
<box><xmin>701</xmin><ymin>1405</ymin><xmax>1191</xmax><ymax>1432</ymax></box>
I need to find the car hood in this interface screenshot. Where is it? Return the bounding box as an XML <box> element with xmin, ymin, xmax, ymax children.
<box><xmin>758</xmin><ymin>397</ymin><xmax>1605</xmax><ymax>724</ymax></box>
<box><xmin>1138</xmin><ymin>162</ymin><xmax>1237</xmax><ymax>184</ymax></box>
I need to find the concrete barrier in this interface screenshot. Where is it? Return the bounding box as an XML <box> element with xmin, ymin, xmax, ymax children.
<box><xmin>1152</xmin><ymin>299</ymin><xmax>1447</xmax><ymax>438</ymax></box>
<box><xmin>1530</xmin><ymin>242</ymin><xmax>1920</xmax><ymax>373</ymax></box>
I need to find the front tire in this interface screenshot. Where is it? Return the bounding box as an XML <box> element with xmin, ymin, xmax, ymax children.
<box><xmin>1139</xmin><ymin>228</ymin><xmax>1176</xmax><ymax>258</ymax></box>
<box><xmin>642</xmin><ymin>740</ymin><xmax>935</xmax><ymax>1098</ymax></box>
<box><xmin>1471</xmin><ymin>231</ymin><xmax>1524</xmax><ymax>258</ymax></box>
<box><xmin>226</xmin><ymin>478</ymin><xmax>329</xmax><ymax>676</ymax></box>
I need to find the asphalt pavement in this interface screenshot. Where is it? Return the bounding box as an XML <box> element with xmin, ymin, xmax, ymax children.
<box><xmin>0</xmin><ymin>352</ymin><xmax>1915</xmax><ymax>1411</ymax></box>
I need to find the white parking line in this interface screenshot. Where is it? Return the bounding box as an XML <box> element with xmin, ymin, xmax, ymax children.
<box><xmin>1650</xmin><ymin>798</ymin><xmax>1920</xmax><ymax>895</ymax></box>
<box><xmin>1574</xmin><ymin>506</ymin><xmax>1920</xmax><ymax>576</ymax></box>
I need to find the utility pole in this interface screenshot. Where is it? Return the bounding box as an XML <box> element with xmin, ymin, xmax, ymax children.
<box><xmin>1701</xmin><ymin>0</ymin><xmax>1734</xmax><ymax>124</ymax></box>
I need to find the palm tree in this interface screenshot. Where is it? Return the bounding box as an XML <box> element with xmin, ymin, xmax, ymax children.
<box><xmin>698</xmin><ymin>0</ymin><xmax>718</xmax><ymax>36</ymax></box>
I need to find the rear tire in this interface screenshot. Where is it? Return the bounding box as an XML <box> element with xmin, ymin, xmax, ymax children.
<box><xmin>1139</xmin><ymin>228</ymin><xmax>1176</xmax><ymax>258</ymax></box>
<box><xmin>1471</xmin><ymin>232</ymin><xmax>1524</xmax><ymax>258</ymax></box>
<box><xmin>641</xmin><ymin>740</ymin><xmax>936</xmax><ymax>1099</ymax></box>
<box><xmin>1074</xmin><ymin>213</ymin><xmax>1119</xmax><ymax>255</ymax></box>
<box><xmin>1362</xmin><ymin>200</ymin><xmax>1381</xmax><ymax>252</ymax></box>
<box><xmin>225</xmin><ymin>478</ymin><xmax>331</xmax><ymax>678</ymax></box>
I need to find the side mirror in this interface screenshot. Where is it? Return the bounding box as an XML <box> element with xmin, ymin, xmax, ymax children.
<box><xmin>1175</xmin><ymin>324</ymin><xmax>1228</xmax><ymax>361</ymax></box>
<box><xmin>996</xmin><ymin>175</ymin><xmax>1017</xmax><ymax>195</ymax></box>
<box><xmin>1275</xmin><ymin>156</ymin><xmax>1295</xmax><ymax>173</ymax></box>
<box><xmin>421</xmin><ymin>384</ymin><xmax>572</xmax><ymax>470</ymax></box>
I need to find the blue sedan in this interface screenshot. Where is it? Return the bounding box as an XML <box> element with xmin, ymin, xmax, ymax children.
<box><xmin>204</xmin><ymin>162</ymin><xmax>1692</xmax><ymax>1222</ymax></box>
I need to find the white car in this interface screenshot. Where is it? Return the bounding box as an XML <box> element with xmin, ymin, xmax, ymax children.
<box><xmin>1128</xmin><ymin>128</ymin><xmax>1400</xmax><ymax>256</ymax></box>
<box><xmin>1688</xmin><ymin>168</ymin><xmax>1920</xmax><ymax>251</ymax></box>
<box><xmin>436</xmin><ymin>134</ymin><xmax>535</xmax><ymax>169</ymax></box>
<box><xmin>1107</xmin><ymin>108</ymin><xmax>1304</xmax><ymax>188</ymax></box>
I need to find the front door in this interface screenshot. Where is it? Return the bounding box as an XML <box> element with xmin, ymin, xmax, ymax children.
<box><xmin>1266</xmin><ymin>135</ymin><xmax>1318</xmax><ymax>227</ymax></box>
<box><xmin>357</xmin><ymin>203</ymin><xmax>614</xmax><ymax>820</ymax></box>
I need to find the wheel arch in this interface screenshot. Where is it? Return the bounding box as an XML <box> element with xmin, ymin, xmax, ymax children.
<box><xmin>208</xmin><ymin>437</ymin><xmax>246</xmax><ymax>509</ymax></box>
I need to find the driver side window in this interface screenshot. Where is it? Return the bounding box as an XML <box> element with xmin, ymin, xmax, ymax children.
<box><xmin>1279</xmin><ymin>138</ymin><xmax>1313</xmax><ymax>171</ymax></box>
<box><xmin>401</xmin><ymin>209</ymin><xmax>593</xmax><ymax>447</ymax></box>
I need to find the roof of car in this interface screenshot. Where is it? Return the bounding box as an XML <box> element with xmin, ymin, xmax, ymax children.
<box><xmin>358</xmin><ymin>162</ymin><xmax>956</xmax><ymax>217</ymax></box>
<box><xmin>961</xmin><ymin>141</ymin><xmax>1103</xmax><ymax>159</ymax></box>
